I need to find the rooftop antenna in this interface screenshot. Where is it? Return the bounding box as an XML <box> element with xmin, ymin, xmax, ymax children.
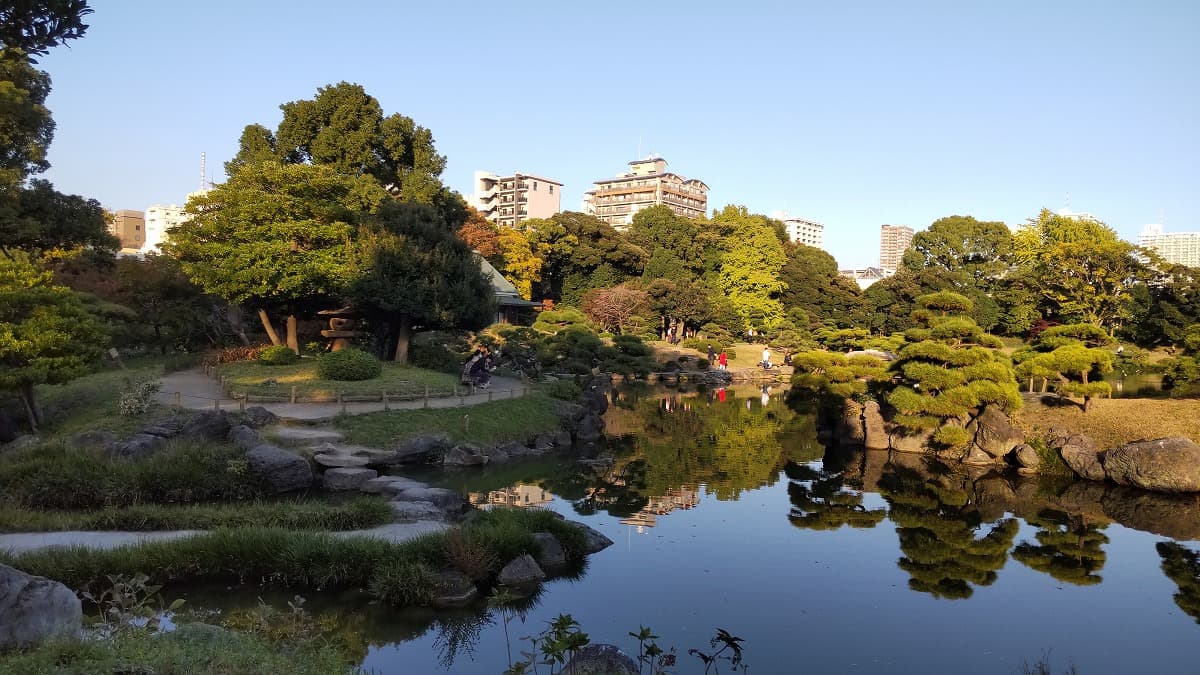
<box><xmin>200</xmin><ymin>152</ymin><xmax>207</xmax><ymax>190</ymax></box>
<box><xmin>1065</xmin><ymin>191</ymin><xmax>1070</xmax><ymax>210</ymax></box>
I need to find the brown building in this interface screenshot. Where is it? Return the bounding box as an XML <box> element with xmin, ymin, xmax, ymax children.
<box><xmin>583</xmin><ymin>156</ymin><xmax>708</xmax><ymax>229</ymax></box>
<box><xmin>879</xmin><ymin>224</ymin><xmax>914</xmax><ymax>271</ymax></box>
<box><xmin>109</xmin><ymin>209</ymin><xmax>146</xmax><ymax>251</ymax></box>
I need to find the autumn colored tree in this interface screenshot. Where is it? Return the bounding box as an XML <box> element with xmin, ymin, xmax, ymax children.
<box><xmin>582</xmin><ymin>284</ymin><xmax>649</xmax><ymax>334</ymax></box>
<box><xmin>456</xmin><ymin>207</ymin><xmax>503</xmax><ymax>263</ymax></box>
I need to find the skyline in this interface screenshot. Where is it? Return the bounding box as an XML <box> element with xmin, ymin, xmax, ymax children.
<box><xmin>32</xmin><ymin>1</ymin><xmax>1200</xmax><ymax>268</ymax></box>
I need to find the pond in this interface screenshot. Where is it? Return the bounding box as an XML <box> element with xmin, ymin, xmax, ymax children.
<box><xmin>185</xmin><ymin>384</ymin><xmax>1200</xmax><ymax>674</ymax></box>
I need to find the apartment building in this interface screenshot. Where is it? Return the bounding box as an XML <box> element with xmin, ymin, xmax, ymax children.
<box><xmin>143</xmin><ymin>204</ymin><xmax>187</xmax><ymax>253</ymax></box>
<box><xmin>1140</xmin><ymin>224</ymin><xmax>1200</xmax><ymax>268</ymax></box>
<box><xmin>583</xmin><ymin>156</ymin><xmax>708</xmax><ymax>229</ymax></box>
<box><xmin>879</xmin><ymin>224</ymin><xmax>914</xmax><ymax>271</ymax></box>
<box><xmin>109</xmin><ymin>209</ymin><xmax>146</xmax><ymax>251</ymax></box>
<box><xmin>469</xmin><ymin>171</ymin><xmax>562</xmax><ymax>228</ymax></box>
<box><xmin>772</xmin><ymin>211</ymin><xmax>825</xmax><ymax>249</ymax></box>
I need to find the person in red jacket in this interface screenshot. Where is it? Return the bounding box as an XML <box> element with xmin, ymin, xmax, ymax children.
<box><xmin>718</xmin><ymin>350</ymin><xmax>728</xmax><ymax>370</ymax></box>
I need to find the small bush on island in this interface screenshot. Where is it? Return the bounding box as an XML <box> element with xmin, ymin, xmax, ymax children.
<box><xmin>258</xmin><ymin>345</ymin><xmax>300</xmax><ymax>366</ymax></box>
<box><xmin>317</xmin><ymin>348</ymin><xmax>382</xmax><ymax>381</ymax></box>
<box><xmin>544</xmin><ymin>379</ymin><xmax>582</xmax><ymax>401</ymax></box>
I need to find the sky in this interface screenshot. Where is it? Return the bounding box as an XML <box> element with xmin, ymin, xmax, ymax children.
<box><xmin>34</xmin><ymin>0</ymin><xmax>1200</xmax><ymax>268</ymax></box>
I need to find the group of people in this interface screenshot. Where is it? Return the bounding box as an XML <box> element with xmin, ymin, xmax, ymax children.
<box><xmin>705</xmin><ymin>344</ymin><xmax>791</xmax><ymax>371</ymax></box>
<box><xmin>461</xmin><ymin>348</ymin><xmax>494</xmax><ymax>388</ymax></box>
<box><xmin>706</xmin><ymin>345</ymin><xmax>729</xmax><ymax>370</ymax></box>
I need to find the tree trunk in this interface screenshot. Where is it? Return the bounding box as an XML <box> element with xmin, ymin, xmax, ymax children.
<box><xmin>393</xmin><ymin>316</ymin><xmax>412</xmax><ymax>364</ymax></box>
<box><xmin>286</xmin><ymin>315</ymin><xmax>300</xmax><ymax>354</ymax></box>
<box><xmin>258</xmin><ymin>309</ymin><xmax>282</xmax><ymax>346</ymax></box>
<box><xmin>229</xmin><ymin>304</ymin><xmax>251</xmax><ymax>346</ymax></box>
<box><xmin>18</xmin><ymin>382</ymin><xmax>42</xmax><ymax>432</ymax></box>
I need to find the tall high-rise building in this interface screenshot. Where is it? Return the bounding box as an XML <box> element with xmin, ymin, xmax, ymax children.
<box><xmin>772</xmin><ymin>211</ymin><xmax>825</xmax><ymax>249</ymax></box>
<box><xmin>583</xmin><ymin>156</ymin><xmax>708</xmax><ymax>229</ymax></box>
<box><xmin>108</xmin><ymin>209</ymin><xmax>146</xmax><ymax>251</ymax></box>
<box><xmin>1140</xmin><ymin>224</ymin><xmax>1200</xmax><ymax>268</ymax></box>
<box><xmin>469</xmin><ymin>171</ymin><xmax>562</xmax><ymax>228</ymax></box>
<box><xmin>143</xmin><ymin>204</ymin><xmax>187</xmax><ymax>253</ymax></box>
<box><xmin>879</xmin><ymin>224</ymin><xmax>914</xmax><ymax>271</ymax></box>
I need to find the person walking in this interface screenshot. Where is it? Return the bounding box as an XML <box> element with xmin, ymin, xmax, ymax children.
<box><xmin>718</xmin><ymin>350</ymin><xmax>728</xmax><ymax>370</ymax></box>
<box><xmin>707</xmin><ymin>344</ymin><xmax>716</xmax><ymax>365</ymax></box>
<box><xmin>761</xmin><ymin>346</ymin><xmax>772</xmax><ymax>370</ymax></box>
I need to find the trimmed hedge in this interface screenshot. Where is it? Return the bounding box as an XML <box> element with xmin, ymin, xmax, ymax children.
<box><xmin>317</xmin><ymin>348</ymin><xmax>382</xmax><ymax>381</ymax></box>
<box><xmin>259</xmin><ymin>345</ymin><xmax>300</xmax><ymax>366</ymax></box>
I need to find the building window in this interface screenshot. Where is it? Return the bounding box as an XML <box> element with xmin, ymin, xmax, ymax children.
<box><xmin>532</xmin><ymin>181</ymin><xmax>538</xmax><ymax>191</ymax></box>
<box><xmin>135</xmin><ymin>225</ymin><xmax>141</xmax><ymax>230</ymax></box>
<box><xmin>549</xmin><ymin>185</ymin><xmax>554</xmax><ymax>193</ymax></box>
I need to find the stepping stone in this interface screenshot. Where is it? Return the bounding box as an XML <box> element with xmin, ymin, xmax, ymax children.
<box><xmin>389</xmin><ymin>500</ymin><xmax>446</xmax><ymax>521</ymax></box>
<box><xmin>313</xmin><ymin>453</ymin><xmax>370</xmax><ymax>468</ymax></box>
<box><xmin>323</xmin><ymin>467</ymin><xmax>377</xmax><ymax>491</ymax></box>
<box><xmin>271</xmin><ymin>427</ymin><xmax>343</xmax><ymax>447</ymax></box>
<box><xmin>379</xmin><ymin>478</ymin><xmax>430</xmax><ymax>498</ymax></box>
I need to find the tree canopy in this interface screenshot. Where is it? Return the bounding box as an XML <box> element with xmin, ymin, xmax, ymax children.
<box><xmin>0</xmin><ymin>0</ymin><xmax>92</xmax><ymax>60</ymax></box>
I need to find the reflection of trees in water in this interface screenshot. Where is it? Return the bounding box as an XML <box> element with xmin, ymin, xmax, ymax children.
<box><xmin>784</xmin><ymin>461</ymin><xmax>886</xmax><ymax>531</ymax></box>
<box><xmin>1013</xmin><ymin>510</ymin><xmax>1108</xmax><ymax>586</ymax></box>
<box><xmin>1156</xmin><ymin>542</ymin><xmax>1200</xmax><ymax>623</ymax></box>
<box><xmin>879</xmin><ymin>466</ymin><xmax>1018</xmax><ymax>599</ymax></box>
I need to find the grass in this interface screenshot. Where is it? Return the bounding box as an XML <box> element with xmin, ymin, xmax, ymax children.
<box><xmin>0</xmin><ymin>439</ymin><xmax>266</xmax><ymax>510</ymax></box>
<box><xmin>0</xmin><ymin>625</ymin><xmax>357</xmax><ymax>675</ymax></box>
<box><xmin>217</xmin><ymin>358</ymin><xmax>459</xmax><ymax>401</ymax></box>
<box><xmin>336</xmin><ymin>393</ymin><xmax>564</xmax><ymax>447</ymax></box>
<box><xmin>0</xmin><ymin>496</ymin><xmax>392</xmax><ymax>532</ymax></box>
<box><xmin>0</xmin><ymin>508</ymin><xmax>587</xmax><ymax>608</ymax></box>
<box><xmin>1015</xmin><ymin>395</ymin><xmax>1200</xmax><ymax>449</ymax></box>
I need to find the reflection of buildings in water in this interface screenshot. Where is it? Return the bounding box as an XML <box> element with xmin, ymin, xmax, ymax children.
<box><xmin>469</xmin><ymin>484</ymin><xmax>553</xmax><ymax>508</ymax></box>
<box><xmin>620</xmin><ymin>487</ymin><xmax>701</xmax><ymax>533</ymax></box>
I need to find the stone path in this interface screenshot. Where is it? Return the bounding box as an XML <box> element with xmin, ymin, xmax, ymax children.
<box><xmin>0</xmin><ymin>521</ymin><xmax>449</xmax><ymax>555</ymax></box>
<box><xmin>157</xmin><ymin>368</ymin><xmax>528</xmax><ymax>421</ymax></box>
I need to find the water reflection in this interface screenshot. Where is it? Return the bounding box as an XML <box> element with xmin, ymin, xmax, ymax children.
<box><xmin>784</xmin><ymin>461</ymin><xmax>886</xmax><ymax>531</ymax></box>
<box><xmin>1012</xmin><ymin>510</ymin><xmax>1108</xmax><ymax>586</ymax></box>
<box><xmin>1158</xmin><ymin>543</ymin><xmax>1200</xmax><ymax>623</ymax></box>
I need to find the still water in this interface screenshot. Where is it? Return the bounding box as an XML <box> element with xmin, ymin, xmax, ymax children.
<box><xmin>201</xmin><ymin>385</ymin><xmax>1200</xmax><ymax>674</ymax></box>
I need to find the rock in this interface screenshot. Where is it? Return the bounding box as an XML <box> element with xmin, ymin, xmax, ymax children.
<box><xmin>967</xmin><ymin>406</ymin><xmax>1024</xmax><ymax>459</ymax></box>
<box><xmin>241</xmin><ymin>406</ymin><xmax>278</xmax><ymax>428</ymax></box>
<box><xmin>1013</xmin><ymin>443</ymin><xmax>1040</xmax><ymax>469</ymax></box>
<box><xmin>0</xmin><ymin>564</ymin><xmax>82</xmax><ymax>650</ymax></box>
<box><xmin>531</xmin><ymin>532</ymin><xmax>567</xmax><ymax>570</ymax></box>
<box><xmin>393</xmin><ymin>487</ymin><xmax>465</xmax><ymax>512</ymax></box>
<box><xmin>961</xmin><ymin>446</ymin><xmax>996</xmax><ymax>465</ymax></box>
<box><xmin>553</xmin><ymin>430</ymin><xmax>573</xmax><ymax>447</ymax></box>
<box><xmin>575</xmin><ymin>413</ymin><xmax>604</xmax><ymax>444</ymax></box>
<box><xmin>227</xmin><ymin>424</ymin><xmax>261</xmax><ymax>451</ymax></box>
<box><xmin>271</xmin><ymin>426</ymin><xmax>343</xmax><ymax>447</ymax></box>
<box><xmin>443</xmin><ymin>444</ymin><xmax>488</xmax><ymax>467</ymax></box>
<box><xmin>361</xmin><ymin>475</ymin><xmax>417</xmax><ymax>494</ymax></box>
<box><xmin>565</xmin><ymin>520</ymin><xmax>614</xmax><ymax>554</ymax></box>
<box><xmin>313</xmin><ymin>453</ymin><xmax>371</xmax><ymax>468</ymax></box>
<box><xmin>532</xmin><ymin>433</ymin><xmax>556</xmax><ymax>451</ymax></box>
<box><xmin>389</xmin><ymin>500</ymin><xmax>446</xmax><ymax>521</ymax></box>
<box><xmin>557</xmin><ymin>403</ymin><xmax>586</xmax><ymax>425</ymax></box>
<box><xmin>178</xmin><ymin>410</ymin><xmax>232</xmax><ymax>442</ymax></box>
<box><xmin>2</xmin><ymin>434</ymin><xmax>40</xmax><ymax>452</ymax></box>
<box><xmin>562</xmin><ymin>644</ymin><xmax>640</xmax><ymax>675</ymax></box>
<box><xmin>0</xmin><ymin>410</ymin><xmax>17</xmax><ymax>443</ymax></box>
<box><xmin>430</xmin><ymin>569</ymin><xmax>479</xmax><ymax>608</ymax></box>
<box><xmin>68</xmin><ymin>430</ymin><xmax>116</xmax><ymax>450</ymax></box>
<box><xmin>139</xmin><ymin>414</ymin><xmax>189</xmax><ymax>438</ymax></box>
<box><xmin>1060</xmin><ymin>441</ymin><xmax>1107</xmax><ymax>482</ymax></box>
<box><xmin>483</xmin><ymin>448</ymin><xmax>510</xmax><ymax>463</ymax></box>
<box><xmin>1101</xmin><ymin>486</ymin><xmax>1200</xmax><ymax>540</ymax></box>
<box><xmin>497</xmin><ymin>554</ymin><xmax>546</xmax><ymax>586</ymax></box>
<box><xmin>379</xmin><ymin>478</ymin><xmax>432</xmax><ymax>498</ymax></box>
<box><xmin>108</xmin><ymin>433</ymin><xmax>166</xmax><ymax>460</ymax></box>
<box><xmin>245</xmin><ymin>443</ymin><xmax>313</xmax><ymax>493</ymax></box>
<box><xmin>1045</xmin><ymin>426</ymin><xmax>1072</xmax><ymax>449</ymax></box>
<box><xmin>581</xmin><ymin>390</ymin><xmax>610</xmax><ymax>415</ymax></box>
<box><xmin>889</xmin><ymin>428</ymin><xmax>933</xmax><ymax>454</ymax></box>
<box><xmin>835</xmin><ymin>400</ymin><xmax>865</xmax><ymax>446</ymax></box>
<box><xmin>1104</xmin><ymin>437</ymin><xmax>1200</xmax><ymax>493</ymax></box>
<box><xmin>392</xmin><ymin>433</ymin><xmax>452</xmax><ymax>462</ymax></box>
<box><xmin>862</xmin><ymin>401</ymin><xmax>888</xmax><ymax>450</ymax></box>
<box><xmin>323</xmin><ymin>467</ymin><xmax>378</xmax><ymax>491</ymax></box>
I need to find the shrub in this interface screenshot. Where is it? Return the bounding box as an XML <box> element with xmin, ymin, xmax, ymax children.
<box><xmin>612</xmin><ymin>334</ymin><xmax>650</xmax><ymax>357</ymax></box>
<box><xmin>161</xmin><ymin>352</ymin><xmax>202</xmax><ymax>373</ymax></box>
<box><xmin>204</xmin><ymin>345</ymin><xmax>269</xmax><ymax>365</ymax></box>
<box><xmin>317</xmin><ymin>348</ymin><xmax>382</xmax><ymax>381</ymax></box>
<box><xmin>258</xmin><ymin>345</ymin><xmax>300</xmax><ymax>366</ymax></box>
<box><xmin>410</xmin><ymin>341</ymin><xmax>466</xmax><ymax>375</ymax></box>
<box><xmin>118</xmin><ymin>379</ymin><xmax>161</xmax><ymax>417</ymax></box>
<box><xmin>544</xmin><ymin>379</ymin><xmax>582</xmax><ymax>401</ymax></box>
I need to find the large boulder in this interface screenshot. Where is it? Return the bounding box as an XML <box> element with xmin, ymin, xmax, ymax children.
<box><xmin>227</xmin><ymin>424</ymin><xmax>261</xmax><ymax>451</ymax></box>
<box><xmin>497</xmin><ymin>554</ymin><xmax>546</xmax><ymax>586</ymax></box>
<box><xmin>178</xmin><ymin>410</ymin><xmax>232</xmax><ymax>442</ymax></box>
<box><xmin>430</xmin><ymin>569</ymin><xmax>479</xmax><ymax>608</ymax></box>
<box><xmin>1059</xmin><ymin>435</ymin><xmax>1106</xmax><ymax>482</ymax></box>
<box><xmin>575</xmin><ymin>413</ymin><xmax>604</xmax><ymax>444</ymax></box>
<box><xmin>393</xmin><ymin>486</ymin><xmax>465</xmax><ymax>512</ymax></box>
<box><xmin>889</xmin><ymin>428</ymin><xmax>933</xmax><ymax>454</ymax></box>
<box><xmin>961</xmin><ymin>446</ymin><xmax>995</xmax><ymax>466</ymax></box>
<box><xmin>392</xmin><ymin>433</ymin><xmax>453</xmax><ymax>463</ymax></box>
<box><xmin>107</xmin><ymin>433</ymin><xmax>166</xmax><ymax>460</ymax></box>
<box><xmin>0</xmin><ymin>564</ymin><xmax>82</xmax><ymax>650</ymax></box>
<box><xmin>312</xmin><ymin>453</ymin><xmax>371</xmax><ymax>468</ymax></box>
<box><xmin>531</xmin><ymin>532</ymin><xmax>567</xmax><ymax>570</ymax></box>
<box><xmin>379</xmin><ymin>478</ymin><xmax>432</xmax><ymax>498</ymax></box>
<box><xmin>389</xmin><ymin>500</ymin><xmax>446</xmax><ymax>522</ymax></box>
<box><xmin>241</xmin><ymin>406</ymin><xmax>278</xmax><ymax>429</ymax></box>
<box><xmin>322</xmin><ymin>467</ymin><xmax>377</xmax><ymax>491</ymax></box>
<box><xmin>443</xmin><ymin>444</ymin><xmax>488</xmax><ymax>467</ymax></box>
<box><xmin>862</xmin><ymin>401</ymin><xmax>889</xmax><ymax>450</ymax></box>
<box><xmin>139</xmin><ymin>415</ymin><xmax>189</xmax><ymax>438</ymax></box>
<box><xmin>1012</xmin><ymin>443</ymin><xmax>1040</xmax><ymax>470</ymax></box>
<box><xmin>968</xmin><ymin>406</ymin><xmax>1024</xmax><ymax>459</ymax></box>
<box><xmin>68</xmin><ymin>430</ymin><xmax>116</xmax><ymax>450</ymax></box>
<box><xmin>562</xmin><ymin>644</ymin><xmax>640</xmax><ymax>675</ymax></box>
<box><xmin>245</xmin><ymin>444</ymin><xmax>313</xmax><ymax>493</ymax></box>
<box><xmin>1104</xmin><ymin>438</ymin><xmax>1200</xmax><ymax>493</ymax></box>
<box><xmin>565</xmin><ymin>520</ymin><xmax>614</xmax><ymax>554</ymax></box>
<box><xmin>834</xmin><ymin>400</ymin><xmax>865</xmax><ymax>446</ymax></box>
<box><xmin>581</xmin><ymin>389</ymin><xmax>610</xmax><ymax>415</ymax></box>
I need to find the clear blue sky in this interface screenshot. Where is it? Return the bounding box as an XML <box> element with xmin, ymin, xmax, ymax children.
<box><xmin>37</xmin><ymin>0</ymin><xmax>1200</xmax><ymax>268</ymax></box>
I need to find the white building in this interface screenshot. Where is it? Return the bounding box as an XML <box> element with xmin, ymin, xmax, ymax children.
<box><xmin>839</xmin><ymin>266</ymin><xmax>893</xmax><ymax>290</ymax></box>
<box><xmin>771</xmin><ymin>211</ymin><xmax>825</xmax><ymax>249</ymax></box>
<box><xmin>142</xmin><ymin>204</ymin><xmax>187</xmax><ymax>253</ymax></box>
<box><xmin>469</xmin><ymin>171</ymin><xmax>561</xmax><ymax>228</ymax></box>
<box><xmin>1140</xmin><ymin>224</ymin><xmax>1200</xmax><ymax>268</ymax></box>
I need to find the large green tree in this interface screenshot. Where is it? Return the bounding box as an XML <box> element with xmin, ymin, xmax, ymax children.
<box><xmin>167</xmin><ymin>161</ymin><xmax>388</xmax><ymax>352</ymax></box>
<box><xmin>712</xmin><ymin>205</ymin><xmax>786</xmax><ymax>331</ymax></box>
<box><xmin>0</xmin><ymin>0</ymin><xmax>91</xmax><ymax>60</ymax></box>
<box><xmin>1</xmin><ymin>177</ymin><xmax>113</xmax><ymax>254</ymax></box>
<box><xmin>0</xmin><ymin>253</ymin><xmax>105</xmax><ymax>429</ymax></box>
<box><xmin>346</xmin><ymin>202</ymin><xmax>494</xmax><ymax>363</ymax></box>
<box><xmin>779</xmin><ymin>242</ymin><xmax>864</xmax><ymax>328</ymax></box>
<box><xmin>525</xmin><ymin>211</ymin><xmax>645</xmax><ymax>305</ymax></box>
<box><xmin>629</xmin><ymin>205</ymin><xmax>705</xmax><ymax>282</ymax></box>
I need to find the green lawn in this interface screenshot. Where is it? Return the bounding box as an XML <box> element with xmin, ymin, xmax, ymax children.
<box><xmin>336</xmin><ymin>394</ymin><xmax>564</xmax><ymax>447</ymax></box>
<box><xmin>217</xmin><ymin>359</ymin><xmax>460</xmax><ymax>401</ymax></box>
